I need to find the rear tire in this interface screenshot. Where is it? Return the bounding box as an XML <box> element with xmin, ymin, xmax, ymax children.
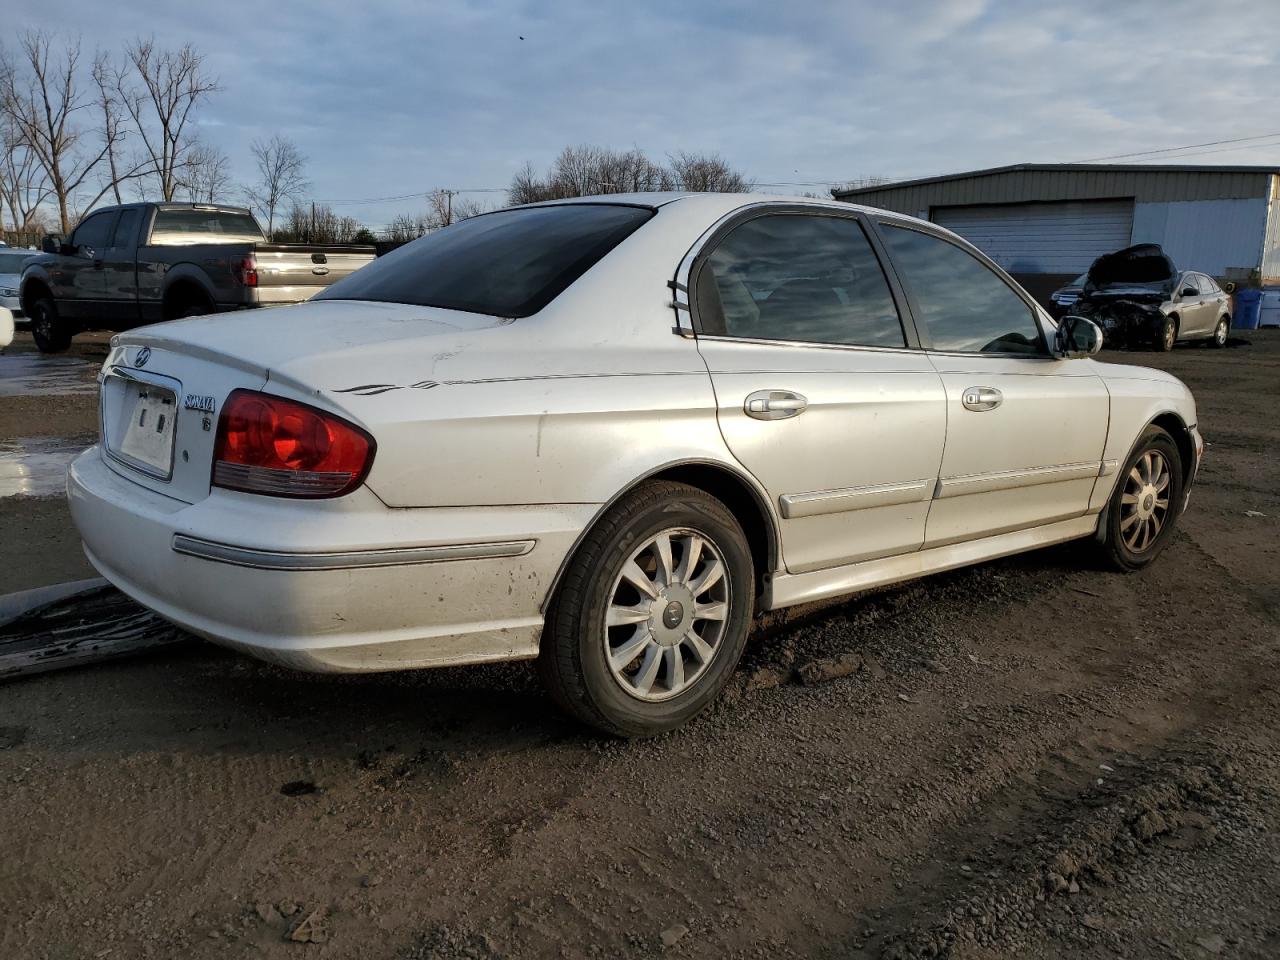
<box><xmin>539</xmin><ymin>481</ymin><xmax>754</xmax><ymax>737</ymax></box>
<box><xmin>1209</xmin><ymin>316</ymin><xmax>1229</xmax><ymax>348</ymax></box>
<box><xmin>1097</xmin><ymin>426</ymin><xmax>1183</xmax><ymax>572</ymax></box>
<box><xmin>29</xmin><ymin>297</ymin><xmax>73</xmax><ymax>353</ymax></box>
<box><xmin>1153</xmin><ymin>315</ymin><xmax>1177</xmax><ymax>352</ymax></box>
<box><xmin>165</xmin><ymin>291</ymin><xmax>215</xmax><ymax>322</ymax></box>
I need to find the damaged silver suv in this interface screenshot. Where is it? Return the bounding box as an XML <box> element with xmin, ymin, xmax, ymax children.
<box><xmin>1070</xmin><ymin>244</ymin><xmax>1231</xmax><ymax>351</ymax></box>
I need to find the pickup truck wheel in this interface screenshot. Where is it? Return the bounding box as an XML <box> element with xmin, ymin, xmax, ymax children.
<box><xmin>168</xmin><ymin>293</ymin><xmax>214</xmax><ymax>321</ymax></box>
<box><xmin>1097</xmin><ymin>427</ymin><xmax>1183</xmax><ymax>572</ymax></box>
<box><xmin>29</xmin><ymin>298</ymin><xmax>73</xmax><ymax>354</ymax></box>
<box><xmin>539</xmin><ymin>481</ymin><xmax>754</xmax><ymax>737</ymax></box>
<box><xmin>1210</xmin><ymin>316</ymin><xmax>1229</xmax><ymax>348</ymax></box>
<box><xmin>1154</xmin><ymin>316</ymin><xmax>1177</xmax><ymax>352</ymax></box>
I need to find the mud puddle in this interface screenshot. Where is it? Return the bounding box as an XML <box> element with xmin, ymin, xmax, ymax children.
<box><xmin>0</xmin><ymin>353</ymin><xmax>98</xmax><ymax>397</ymax></box>
<box><xmin>0</xmin><ymin>436</ymin><xmax>93</xmax><ymax>498</ymax></box>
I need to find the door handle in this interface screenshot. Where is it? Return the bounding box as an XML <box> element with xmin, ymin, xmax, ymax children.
<box><xmin>961</xmin><ymin>386</ymin><xmax>1003</xmax><ymax>412</ymax></box>
<box><xmin>744</xmin><ymin>390</ymin><xmax>808</xmax><ymax>420</ymax></box>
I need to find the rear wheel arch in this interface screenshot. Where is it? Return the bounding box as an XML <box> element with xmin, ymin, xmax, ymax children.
<box><xmin>541</xmin><ymin>459</ymin><xmax>780</xmax><ymax>614</ymax></box>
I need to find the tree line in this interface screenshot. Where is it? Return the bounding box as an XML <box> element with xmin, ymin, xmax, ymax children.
<box><xmin>1</xmin><ymin>31</ymin><xmax>753</xmax><ymax>247</ymax></box>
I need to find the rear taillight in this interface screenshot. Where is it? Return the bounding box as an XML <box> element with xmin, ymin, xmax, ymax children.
<box><xmin>232</xmin><ymin>255</ymin><xmax>258</xmax><ymax>287</ymax></box>
<box><xmin>212</xmin><ymin>390</ymin><xmax>375</xmax><ymax>498</ymax></box>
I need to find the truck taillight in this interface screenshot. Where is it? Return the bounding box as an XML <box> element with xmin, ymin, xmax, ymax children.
<box><xmin>212</xmin><ymin>390</ymin><xmax>375</xmax><ymax>498</ymax></box>
<box><xmin>233</xmin><ymin>255</ymin><xmax>258</xmax><ymax>287</ymax></box>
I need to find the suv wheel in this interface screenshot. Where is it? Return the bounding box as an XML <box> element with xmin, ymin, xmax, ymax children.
<box><xmin>539</xmin><ymin>481</ymin><xmax>754</xmax><ymax>737</ymax></box>
<box><xmin>29</xmin><ymin>297</ymin><xmax>73</xmax><ymax>353</ymax></box>
<box><xmin>1097</xmin><ymin>426</ymin><xmax>1184</xmax><ymax>571</ymax></box>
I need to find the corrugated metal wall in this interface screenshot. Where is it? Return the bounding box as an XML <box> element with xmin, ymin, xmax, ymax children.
<box><xmin>1132</xmin><ymin>198</ymin><xmax>1269</xmax><ymax>280</ymax></box>
<box><xmin>932</xmin><ymin>200</ymin><xmax>1133</xmax><ymax>274</ymax></box>
<box><xmin>837</xmin><ymin>167</ymin><xmax>1274</xmax><ymax>214</ymax></box>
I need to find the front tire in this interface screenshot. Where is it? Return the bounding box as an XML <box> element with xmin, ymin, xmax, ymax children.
<box><xmin>1209</xmin><ymin>316</ymin><xmax>1229</xmax><ymax>348</ymax></box>
<box><xmin>29</xmin><ymin>297</ymin><xmax>73</xmax><ymax>353</ymax></box>
<box><xmin>1153</xmin><ymin>315</ymin><xmax>1177</xmax><ymax>352</ymax></box>
<box><xmin>1097</xmin><ymin>427</ymin><xmax>1184</xmax><ymax>571</ymax></box>
<box><xmin>539</xmin><ymin>481</ymin><xmax>754</xmax><ymax>737</ymax></box>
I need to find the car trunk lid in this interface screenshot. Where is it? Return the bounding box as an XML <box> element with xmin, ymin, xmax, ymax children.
<box><xmin>101</xmin><ymin>300</ymin><xmax>509</xmax><ymax>504</ymax></box>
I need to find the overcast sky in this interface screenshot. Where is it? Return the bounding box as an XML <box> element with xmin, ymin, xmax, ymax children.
<box><xmin>11</xmin><ymin>0</ymin><xmax>1280</xmax><ymax>229</ymax></box>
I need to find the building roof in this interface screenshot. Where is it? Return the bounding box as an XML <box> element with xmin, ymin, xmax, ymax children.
<box><xmin>834</xmin><ymin>162</ymin><xmax>1280</xmax><ymax>199</ymax></box>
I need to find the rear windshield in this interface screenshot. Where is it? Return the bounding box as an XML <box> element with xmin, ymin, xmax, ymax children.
<box><xmin>149</xmin><ymin>209</ymin><xmax>264</xmax><ymax>245</ymax></box>
<box><xmin>317</xmin><ymin>203</ymin><xmax>654</xmax><ymax>318</ymax></box>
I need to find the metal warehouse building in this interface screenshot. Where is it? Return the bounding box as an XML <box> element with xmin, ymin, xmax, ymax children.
<box><xmin>834</xmin><ymin>163</ymin><xmax>1280</xmax><ymax>306</ymax></box>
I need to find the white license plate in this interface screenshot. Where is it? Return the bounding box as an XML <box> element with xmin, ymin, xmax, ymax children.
<box><xmin>114</xmin><ymin>381</ymin><xmax>177</xmax><ymax>477</ymax></box>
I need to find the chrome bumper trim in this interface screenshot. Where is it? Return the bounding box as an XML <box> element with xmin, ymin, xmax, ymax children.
<box><xmin>171</xmin><ymin>535</ymin><xmax>535</xmax><ymax>571</ymax></box>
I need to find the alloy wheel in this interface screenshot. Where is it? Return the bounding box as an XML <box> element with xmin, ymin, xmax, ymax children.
<box><xmin>1120</xmin><ymin>450</ymin><xmax>1172</xmax><ymax>553</ymax></box>
<box><xmin>1215</xmin><ymin>319</ymin><xmax>1228</xmax><ymax>346</ymax></box>
<box><xmin>1163</xmin><ymin>320</ymin><xmax>1176</xmax><ymax>351</ymax></box>
<box><xmin>603</xmin><ymin>527</ymin><xmax>730</xmax><ymax>702</ymax></box>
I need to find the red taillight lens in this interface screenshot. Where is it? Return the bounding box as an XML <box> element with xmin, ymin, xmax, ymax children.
<box><xmin>232</xmin><ymin>255</ymin><xmax>258</xmax><ymax>287</ymax></box>
<box><xmin>212</xmin><ymin>390</ymin><xmax>375</xmax><ymax>498</ymax></box>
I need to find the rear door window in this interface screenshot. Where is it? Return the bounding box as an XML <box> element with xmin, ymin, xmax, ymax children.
<box><xmin>318</xmin><ymin>203</ymin><xmax>654</xmax><ymax>317</ymax></box>
<box><xmin>879</xmin><ymin>224</ymin><xmax>1044</xmax><ymax>355</ymax></box>
<box><xmin>695</xmin><ymin>213</ymin><xmax>905</xmax><ymax>347</ymax></box>
<box><xmin>110</xmin><ymin>209</ymin><xmax>141</xmax><ymax>249</ymax></box>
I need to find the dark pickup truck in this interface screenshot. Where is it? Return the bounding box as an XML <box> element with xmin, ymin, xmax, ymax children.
<box><xmin>20</xmin><ymin>202</ymin><xmax>375</xmax><ymax>352</ymax></box>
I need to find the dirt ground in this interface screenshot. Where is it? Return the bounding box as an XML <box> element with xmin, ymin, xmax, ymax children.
<box><xmin>1</xmin><ymin>328</ymin><xmax>1277</xmax><ymax>960</ymax></box>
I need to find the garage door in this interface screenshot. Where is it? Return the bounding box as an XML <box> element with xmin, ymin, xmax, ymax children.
<box><xmin>931</xmin><ymin>200</ymin><xmax>1135</xmax><ymax>275</ymax></box>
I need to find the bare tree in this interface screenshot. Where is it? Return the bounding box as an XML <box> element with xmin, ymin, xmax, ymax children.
<box><xmin>246</xmin><ymin>134</ymin><xmax>308</xmax><ymax>239</ymax></box>
<box><xmin>0</xmin><ymin>113</ymin><xmax>51</xmax><ymax>235</ymax></box>
<box><xmin>383</xmin><ymin>211</ymin><xmax>429</xmax><ymax>243</ymax></box>
<box><xmin>273</xmin><ymin>202</ymin><xmax>366</xmax><ymax>243</ymax></box>
<box><xmin>0</xmin><ymin>31</ymin><xmax>112</xmax><ymax>232</ymax></box>
<box><xmin>181</xmin><ymin>141</ymin><xmax>231</xmax><ymax>203</ymax></box>
<box><xmin>509</xmin><ymin>144</ymin><xmax>748</xmax><ymax>204</ymax></box>
<box><xmin>91</xmin><ymin>51</ymin><xmax>127</xmax><ymax>205</ymax></box>
<box><xmin>114</xmin><ymin>38</ymin><xmax>218</xmax><ymax>201</ymax></box>
<box><xmin>426</xmin><ymin>189</ymin><xmax>487</xmax><ymax>228</ymax></box>
<box><xmin>667</xmin><ymin>151</ymin><xmax>751</xmax><ymax>192</ymax></box>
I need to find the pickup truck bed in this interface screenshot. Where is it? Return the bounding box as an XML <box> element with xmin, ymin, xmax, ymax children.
<box><xmin>20</xmin><ymin>202</ymin><xmax>376</xmax><ymax>352</ymax></box>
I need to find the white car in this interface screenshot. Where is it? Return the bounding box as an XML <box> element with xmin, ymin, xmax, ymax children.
<box><xmin>0</xmin><ymin>306</ymin><xmax>13</xmax><ymax>349</ymax></box>
<box><xmin>0</xmin><ymin>247</ymin><xmax>35</xmax><ymax>319</ymax></box>
<box><xmin>68</xmin><ymin>193</ymin><xmax>1202</xmax><ymax>736</ymax></box>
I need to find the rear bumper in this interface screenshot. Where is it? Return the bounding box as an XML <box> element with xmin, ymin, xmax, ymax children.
<box><xmin>67</xmin><ymin>446</ymin><xmax>594</xmax><ymax>673</ymax></box>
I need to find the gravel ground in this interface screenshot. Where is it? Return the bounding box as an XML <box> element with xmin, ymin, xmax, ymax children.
<box><xmin>1</xmin><ymin>328</ymin><xmax>1277</xmax><ymax>959</ymax></box>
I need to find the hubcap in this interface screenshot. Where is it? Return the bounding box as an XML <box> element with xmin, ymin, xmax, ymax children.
<box><xmin>1120</xmin><ymin>450</ymin><xmax>1171</xmax><ymax>553</ymax></box>
<box><xmin>603</xmin><ymin>527</ymin><xmax>730</xmax><ymax>702</ymax></box>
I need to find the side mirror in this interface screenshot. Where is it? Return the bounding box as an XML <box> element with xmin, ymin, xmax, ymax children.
<box><xmin>77</xmin><ymin>244</ymin><xmax>96</xmax><ymax>260</ymax></box>
<box><xmin>1180</xmin><ymin>287</ymin><xmax>1197</xmax><ymax>298</ymax></box>
<box><xmin>1056</xmin><ymin>315</ymin><xmax>1103</xmax><ymax>358</ymax></box>
<box><xmin>41</xmin><ymin>234</ymin><xmax>65</xmax><ymax>254</ymax></box>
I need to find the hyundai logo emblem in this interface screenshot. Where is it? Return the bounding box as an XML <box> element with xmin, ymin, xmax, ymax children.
<box><xmin>135</xmin><ymin>346</ymin><xmax>151</xmax><ymax>368</ymax></box>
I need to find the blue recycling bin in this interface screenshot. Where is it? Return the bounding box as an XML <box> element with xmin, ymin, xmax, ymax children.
<box><xmin>1233</xmin><ymin>288</ymin><xmax>1262</xmax><ymax>330</ymax></box>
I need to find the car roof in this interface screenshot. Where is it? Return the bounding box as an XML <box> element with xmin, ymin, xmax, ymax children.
<box><xmin>507</xmin><ymin>191</ymin><xmax>924</xmax><ymax>225</ymax></box>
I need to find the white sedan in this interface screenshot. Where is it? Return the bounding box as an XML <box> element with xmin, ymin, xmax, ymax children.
<box><xmin>68</xmin><ymin>193</ymin><xmax>1202</xmax><ymax>735</ymax></box>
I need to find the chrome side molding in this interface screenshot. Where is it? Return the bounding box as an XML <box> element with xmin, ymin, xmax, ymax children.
<box><xmin>780</xmin><ymin>477</ymin><xmax>933</xmax><ymax>520</ymax></box>
<box><xmin>172</xmin><ymin>535</ymin><xmax>535</xmax><ymax>571</ymax></box>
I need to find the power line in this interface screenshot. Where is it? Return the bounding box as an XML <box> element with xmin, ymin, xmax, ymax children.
<box><xmin>1074</xmin><ymin>132</ymin><xmax>1280</xmax><ymax>164</ymax></box>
